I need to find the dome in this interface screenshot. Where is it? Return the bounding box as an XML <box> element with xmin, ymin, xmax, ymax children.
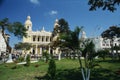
<box><xmin>25</xmin><ymin>16</ymin><xmax>32</xmax><ymax>25</ymax></box>
<box><xmin>27</xmin><ymin>16</ymin><xmax>31</xmax><ymax>20</ymax></box>
<box><xmin>55</xmin><ymin>19</ymin><xmax>58</xmax><ymax>23</ymax></box>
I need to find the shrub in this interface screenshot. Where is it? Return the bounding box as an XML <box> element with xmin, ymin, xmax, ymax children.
<box><xmin>34</xmin><ymin>64</ymin><xmax>39</xmax><ymax>67</ymax></box>
<box><xmin>25</xmin><ymin>54</ymin><xmax>30</xmax><ymax>66</ymax></box>
<box><xmin>15</xmin><ymin>56</ymin><xmax>24</xmax><ymax>63</ymax></box>
<box><xmin>47</xmin><ymin>59</ymin><xmax>56</xmax><ymax>80</ymax></box>
<box><xmin>11</xmin><ymin>65</ymin><xmax>17</xmax><ymax>69</ymax></box>
<box><xmin>43</xmin><ymin>50</ymin><xmax>49</xmax><ymax>63</ymax></box>
<box><xmin>11</xmin><ymin>65</ymin><xmax>22</xmax><ymax>69</ymax></box>
<box><xmin>97</xmin><ymin>49</ymin><xmax>109</xmax><ymax>60</ymax></box>
<box><xmin>18</xmin><ymin>56</ymin><xmax>24</xmax><ymax>62</ymax></box>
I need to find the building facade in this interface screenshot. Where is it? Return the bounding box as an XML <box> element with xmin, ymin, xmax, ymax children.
<box><xmin>92</xmin><ymin>36</ymin><xmax>120</xmax><ymax>52</ymax></box>
<box><xmin>23</xmin><ymin>16</ymin><xmax>120</xmax><ymax>56</ymax></box>
<box><xmin>80</xmin><ymin>30</ymin><xmax>120</xmax><ymax>52</ymax></box>
<box><xmin>23</xmin><ymin>16</ymin><xmax>55</xmax><ymax>55</ymax></box>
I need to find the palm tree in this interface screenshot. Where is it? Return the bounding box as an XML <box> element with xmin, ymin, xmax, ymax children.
<box><xmin>59</xmin><ymin>26</ymin><xmax>83</xmax><ymax>66</ymax></box>
<box><xmin>81</xmin><ymin>40</ymin><xmax>98</xmax><ymax>80</ymax></box>
<box><xmin>59</xmin><ymin>26</ymin><xmax>82</xmax><ymax>57</ymax></box>
<box><xmin>60</xmin><ymin>26</ymin><xmax>98</xmax><ymax>80</ymax></box>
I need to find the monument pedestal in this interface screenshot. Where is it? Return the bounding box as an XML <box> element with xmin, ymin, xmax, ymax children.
<box><xmin>6</xmin><ymin>54</ymin><xmax>13</xmax><ymax>63</ymax></box>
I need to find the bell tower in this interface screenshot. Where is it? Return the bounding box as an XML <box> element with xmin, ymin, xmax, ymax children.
<box><xmin>54</xmin><ymin>19</ymin><xmax>59</xmax><ymax>29</ymax></box>
<box><xmin>25</xmin><ymin>16</ymin><xmax>32</xmax><ymax>31</ymax></box>
<box><xmin>81</xmin><ymin>30</ymin><xmax>87</xmax><ymax>39</ymax></box>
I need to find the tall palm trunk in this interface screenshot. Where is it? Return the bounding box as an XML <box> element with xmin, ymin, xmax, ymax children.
<box><xmin>77</xmin><ymin>50</ymin><xmax>90</xmax><ymax>80</ymax></box>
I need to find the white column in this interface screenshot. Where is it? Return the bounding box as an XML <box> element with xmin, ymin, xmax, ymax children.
<box><xmin>40</xmin><ymin>36</ymin><xmax>42</xmax><ymax>42</ymax></box>
<box><xmin>31</xmin><ymin>47</ymin><xmax>33</xmax><ymax>53</ymax></box>
<box><xmin>38</xmin><ymin>36</ymin><xmax>39</xmax><ymax>42</ymax></box>
<box><xmin>36</xmin><ymin>36</ymin><xmax>38</xmax><ymax>42</ymax></box>
<box><xmin>30</xmin><ymin>36</ymin><xmax>32</xmax><ymax>42</ymax></box>
<box><xmin>42</xmin><ymin>36</ymin><xmax>44</xmax><ymax>42</ymax></box>
<box><xmin>40</xmin><ymin>36</ymin><xmax>41</xmax><ymax>42</ymax></box>
<box><xmin>58</xmin><ymin>48</ymin><xmax>61</xmax><ymax>60</ymax></box>
<box><xmin>58</xmin><ymin>53</ymin><xmax>61</xmax><ymax>60</ymax></box>
<box><xmin>35</xmin><ymin>44</ymin><xmax>38</xmax><ymax>54</ymax></box>
<box><xmin>0</xmin><ymin>49</ymin><xmax>1</xmax><ymax>56</ymax></box>
<box><xmin>48</xmin><ymin>45</ymin><xmax>51</xmax><ymax>54</ymax></box>
<box><xmin>44</xmin><ymin>36</ymin><xmax>46</xmax><ymax>42</ymax></box>
<box><xmin>40</xmin><ymin>47</ymin><xmax>42</xmax><ymax>55</ymax></box>
<box><xmin>48</xmin><ymin>36</ymin><xmax>50</xmax><ymax>42</ymax></box>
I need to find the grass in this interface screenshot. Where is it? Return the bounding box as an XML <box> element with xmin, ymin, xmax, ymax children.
<box><xmin>0</xmin><ymin>59</ymin><xmax>120</xmax><ymax>80</ymax></box>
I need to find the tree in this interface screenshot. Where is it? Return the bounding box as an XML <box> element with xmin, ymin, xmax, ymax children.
<box><xmin>88</xmin><ymin>0</ymin><xmax>120</xmax><ymax>12</ymax></box>
<box><xmin>60</xmin><ymin>26</ymin><xmax>99</xmax><ymax>80</ymax></box>
<box><xmin>51</xmin><ymin>18</ymin><xmax>70</xmax><ymax>47</ymax></box>
<box><xmin>58</xmin><ymin>18</ymin><xmax>70</xmax><ymax>34</ymax></box>
<box><xmin>81</xmin><ymin>39</ymin><xmax>98</xmax><ymax>80</ymax></box>
<box><xmin>101</xmin><ymin>26</ymin><xmax>120</xmax><ymax>60</ymax></box>
<box><xmin>101</xmin><ymin>26</ymin><xmax>120</xmax><ymax>38</ymax></box>
<box><xmin>101</xmin><ymin>26</ymin><xmax>120</xmax><ymax>47</ymax></box>
<box><xmin>0</xmin><ymin>18</ymin><xmax>27</xmax><ymax>53</ymax></box>
<box><xmin>14</xmin><ymin>42</ymin><xmax>32</xmax><ymax>53</ymax></box>
<box><xmin>51</xmin><ymin>18</ymin><xmax>71</xmax><ymax>59</ymax></box>
<box><xmin>113</xmin><ymin>45</ymin><xmax>120</xmax><ymax>60</ymax></box>
<box><xmin>97</xmin><ymin>49</ymin><xmax>109</xmax><ymax>60</ymax></box>
<box><xmin>59</xmin><ymin>26</ymin><xmax>82</xmax><ymax>59</ymax></box>
<box><xmin>101</xmin><ymin>26</ymin><xmax>120</xmax><ymax>48</ymax></box>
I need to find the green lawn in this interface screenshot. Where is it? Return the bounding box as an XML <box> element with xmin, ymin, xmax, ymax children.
<box><xmin>0</xmin><ymin>59</ymin><xmax>120</xmax><ymax>80</ymax></box>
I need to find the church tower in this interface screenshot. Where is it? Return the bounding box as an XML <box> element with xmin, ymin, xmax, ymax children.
<box><xmin>25</xmin><ymin>16</ymin><xmax>32</xmax><ymax>31</ymax></box>
<box><xmin>54</xmin><ymin>19</ymin><xmax>59</xmax><ymax>29</ymax></box>
<box><xmin>52</xmin><ymin>19</ymin><xmax>60</xmax><ymax>41</ymax></box>
<box><xmin>81</xmin><ymin>30</ymin><xmax>87</xmax><ymax>39</ymax></box>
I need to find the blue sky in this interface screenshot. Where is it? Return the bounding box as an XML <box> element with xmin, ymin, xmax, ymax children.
<box><xmin>0</xmin><ymin>0</ymin><xmax>120</xmax><ymax>47</ymax></box>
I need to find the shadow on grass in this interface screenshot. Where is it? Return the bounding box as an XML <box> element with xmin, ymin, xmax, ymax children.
<box><xmin>35</xmin><ymin>68</ymin><xmax>120</xmax><ymax>80</ymax></box>
<box><xmin>97</xmin><ymin>59</ymin><xmax>120</xmax><ymax>63</ymax></box>
<box><xmin>35</xmin><ymin>68</ymin><xmax>82</xmax><ymax>80</ymax></box>
<box><xmin>91</xmin><ymin>68</ymin><xmax>120</xmax><ymax>80</ymax></box>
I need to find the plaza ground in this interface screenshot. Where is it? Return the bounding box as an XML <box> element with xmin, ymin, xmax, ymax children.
<box><xmin>0</xmin><ymin>59</ymin><xmax>120</xmax><ymax>80</ymax></box>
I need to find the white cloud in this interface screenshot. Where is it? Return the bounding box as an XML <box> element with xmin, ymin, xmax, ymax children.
<box><xmin>49</xmin><ymin>10</ymin><xmax>58</xmax><ymax>15</ymax></box>
<box><xmin>30</xmin><ymin>0</ymin><xmax>40</xmax><ymax>5</ymax></box>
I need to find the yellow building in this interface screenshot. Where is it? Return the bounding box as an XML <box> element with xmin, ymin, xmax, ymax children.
<box><xmin>23</xmin><ymin>16</ymin><xmax>54</xmax><ymax>55</ymax></box>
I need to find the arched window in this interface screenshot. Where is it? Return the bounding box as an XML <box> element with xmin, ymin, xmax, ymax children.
<box><xmin>33</xmin><ymin>36</ymin><xmax>36</xmax><ymax>41</ymax></box>
<box><xmin>38</xmin><ymin>37</ymin><xmax>40</xmax><ymax>41</ymax></box>
<box><xmin>42</xmin><ymin>36</ymin><xmax>44</xmax><ymax>42</ymax></box>
<box><xmin>46</xmin><ymin>36</ymin><xmax>48</xmax><ymax>42</ymax></box>
<box><xmin>27</xmin><ymin>26</ymin><xmax>29</xmax><ymax>30</ymax></box>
